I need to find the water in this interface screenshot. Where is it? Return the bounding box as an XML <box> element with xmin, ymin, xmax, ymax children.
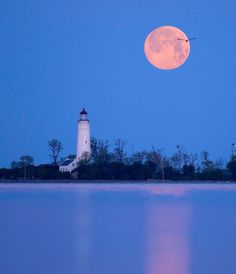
<box><xmin>0</xmin><ymin>182</ymin><xmax>236</xmax><ymax>274</ymax></box>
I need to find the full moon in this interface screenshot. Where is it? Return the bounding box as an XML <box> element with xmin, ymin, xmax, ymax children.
<box><xmin>144</xmin><ymin>26</ymin><xmax>190</xmax><ymax>70</ymax></box>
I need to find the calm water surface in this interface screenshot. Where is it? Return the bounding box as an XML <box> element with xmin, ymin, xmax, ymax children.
<box><xmin>0</xmin><ymin>182</ymin><xmax>236</xmax><ymax>274</ymax></box>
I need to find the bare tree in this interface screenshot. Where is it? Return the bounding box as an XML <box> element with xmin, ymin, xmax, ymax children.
<box><xmin>48</xmin><ymin>139</ymin><xmax>63</xmax><ymax>165</ymax></box>
<box><xmin>171</xmin><ymin>145</ymin><xmax>182</xmax><ymax>171</ymax></box>
<box><xmin>90</xmin><ymin>137</ymin><xmax>111</xmax><ymax>164</ymax></box>
<box><xmin>231</xmin><ymin>143</ymin><xmax>236</xmax><ymax>161</ymax></box>
<box><xmin>113</xmin><ymin>138</ymin><xmax>127</xmax><ymax>163</ymax></box>
<box><xmin>189</xmin><ymin>153</ymin><xmax>198</xmax><ymax>166</ymax></box>
<box><xmin>131</xmin><ymin>151</ymin><xmax>147</xmax><ymax>164</ymax></box>
<box><xmin>214</xmin><ymin>158</ymin><xmax>225</xmax><ymax>169</ymax></box>
<box><xmin>171</xmin><ymin>145</ymin><xmax>195</xmax><ymax>172</ymax></box>
<box><xmin>201</xmin><ymin>151</ymin><xmax>213</xmax><ymax>170</ymax></box>
<box><xmin>151</xmin><ymin>146</ymin><xmax>165</xmax><ymax>181</ymax></box>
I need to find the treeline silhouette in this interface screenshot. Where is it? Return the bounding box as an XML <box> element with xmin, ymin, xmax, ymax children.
<box><xmin>75</xmin><ymin>138</ymin><xmax>236</xmax><ymax>181</ymax></box>
<box><xmin>0</xmin><ymin>138</ymin><xmax>236</xmax><ymax>181</ymax></box>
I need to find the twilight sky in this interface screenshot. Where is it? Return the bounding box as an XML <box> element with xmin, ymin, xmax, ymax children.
<box><xmin>0</xmin><ymin>0</ymin><xmax>235</xmax><ymax>167</ymax></box>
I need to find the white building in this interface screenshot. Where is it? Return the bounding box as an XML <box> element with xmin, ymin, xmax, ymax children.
<box><xmin>59</xmin><ymin>158</ymin><xmax>77</xmax><ymax>173</ymax></box>
<box><xmin>59</xmin><ymin>108</ymin><xmax>91</xmax><ymax>173</ymax></box>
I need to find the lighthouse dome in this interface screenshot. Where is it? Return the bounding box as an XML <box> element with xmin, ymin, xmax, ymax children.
<box><xmin>80</xmin><ymin>108</ymin><xmax>88</xmax><ymax>115</ymax></box>
<box><xmin>79</xmin><ymin>108</ymin><xmax>89</xmax><ymax>121</ymax></box>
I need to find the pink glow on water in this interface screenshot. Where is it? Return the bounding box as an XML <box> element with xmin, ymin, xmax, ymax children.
<box><xmin>1</xmin><ymin>183</ymin><xmax>236</xmax><ymax>196</ymax></box>
<box><xmin>146</xmin><ymin>203</ymin><xmax>192</xmax><ymax>274</ymax></box>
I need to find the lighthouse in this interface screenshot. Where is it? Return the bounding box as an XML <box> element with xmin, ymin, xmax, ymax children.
<box><xmin>59</xmin><ymin>108</ymin><xmax>91</xmax><ymax>173</ymax></box>
<box><xmin>76</xmin><ymin>108</ymin><xmax>91</xmax><ymax>160</ymax></box>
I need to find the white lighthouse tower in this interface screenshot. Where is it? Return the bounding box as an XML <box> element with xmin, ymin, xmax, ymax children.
<box><xmin>59</xmin><ymin>108</ymin><xmax>91</xmax><ymax>173</ymax></box>
<box><xmin>76</xmin><ymin>108</ymin><xmax>91</xmax><ymax>160</ymax></box>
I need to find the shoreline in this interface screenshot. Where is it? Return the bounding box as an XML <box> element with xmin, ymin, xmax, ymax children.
<box><xmin>0</xmin><ymin>179</ymin><xmax>236</xmax><ymax>184</ymax></box>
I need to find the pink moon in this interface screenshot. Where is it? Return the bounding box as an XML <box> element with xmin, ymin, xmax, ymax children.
<box><xmin>144</xmin><ymin>26</ymin><xmax>190</xmax><ymax>70</ymax></box>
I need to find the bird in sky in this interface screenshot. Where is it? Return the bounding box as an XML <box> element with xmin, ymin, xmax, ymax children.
<box><xmin>177</xmin><ymin>37</ymin><xmax>196</xmax><ymax>42</ymax></box>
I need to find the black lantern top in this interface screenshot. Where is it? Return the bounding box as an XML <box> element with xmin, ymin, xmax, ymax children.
<box><xmin>79</xmin><ymin>108</ymin><xmax>88</xmax><ymax>121</ymax></box>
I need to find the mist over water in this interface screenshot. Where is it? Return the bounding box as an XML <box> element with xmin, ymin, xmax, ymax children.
<box><xmin>0</xmin><ymin>182</ymin><xmax>236</xmax><ymax>274</ymax></box>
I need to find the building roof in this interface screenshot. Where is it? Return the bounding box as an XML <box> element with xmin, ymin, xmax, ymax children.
<box><xmin>80</xmin><ymin>108</ymin><xmax>88</xmax><ymax>115</ymax></box>
<box><xmin>60</xmin><ymin>159</ymin><xmax>74</xmax><ymax>166</ymax></box>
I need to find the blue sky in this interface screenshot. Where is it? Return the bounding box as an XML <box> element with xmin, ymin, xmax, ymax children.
<box><xmin>0</xmin><ymin>0</ymin><xmax>235</xmax><ymax>167</ymax></box>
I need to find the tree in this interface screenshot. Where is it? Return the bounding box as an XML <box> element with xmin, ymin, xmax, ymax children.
<box><xmin>11</xmin><ymin>161</ymin><xmax>20</xmax><ymax>169</ymax></box>
<box><xmin>227</xmin><ymin>160</ymin><xmax>236</xmax><ymax>180</ymax></box>
<box><xmin>11</xmin><ymin>155</ymin><xmax>34</xmax><ymax>169</ymax></box>
<box><xmin>201</xmin><ymin>151</ymin><xmax>213</xmax><ymax>170</ymax></box>
<box><xmin>150</xmin><ymin>146</ymin><xmax>165</xmax><ymax>180</ymax></box>
<box><xmin>183</xmin><ymin>164</ymin><xmax>195</xmax><ymax>177</ymax></box>
<box><xmin>171</xmin><ymin>145</ymin><xmax>193</xmax><ymax>173</ymax></box>
<box><xmin>113</xmin><ymin>138</ymin><xmax>127</xmax><ymax>163</ymax></box>
<box><xmin>10</xmin><ymin>155</ymin><xmax>34</xmax><ymax>180</ymax></box>
<box><xmin>21</xmin><ymin>155</ymin><xmax>34</xmax><ymax>180</ymax></box>
<box><xmin>90</xmin><ymin>137</ymin><xmax>111</xmax><ymax>164</ymax></box>
<box><xmin>231</xmin><ymin>143</ymin><xmax>236</xmax><ymax>161</ymax></box>
<box><xmin>20</xmin><ymin>155</ymin><xmax>34</xmax><ymax>166</ymax></box>
<box><xmin>48</xmin><ymin>139</ymin><xmax>63</xmax><ymax>165</ymax></box>
<box><xmin>78</xmin><ymin>152</ymin><xmax>90</xmax><ymax>165</ymax></box>
<box><xmin>214</xmin><ymin>158</ymin><xmax>225</xmax><ymax>170</ymax></box>
<box><xmin>130</xmin><ymin>151</ymin><xmax>147</xmax><ymax>164</ymax></box>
